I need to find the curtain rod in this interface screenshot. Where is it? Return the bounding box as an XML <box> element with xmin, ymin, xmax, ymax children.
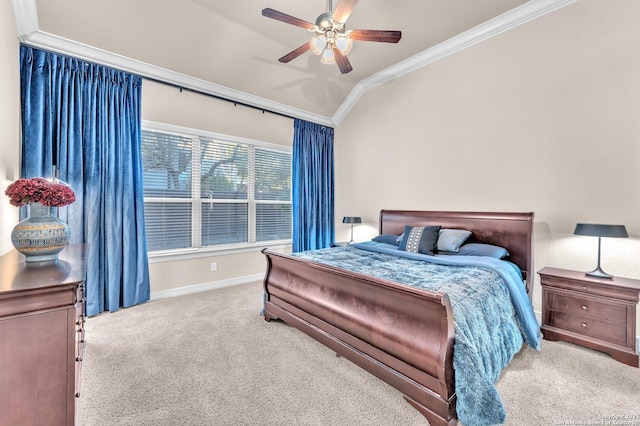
<box><xmin>143</xmin><ymin>77</ymin><xmax>296</xmax><ymax>121</ymax></box>
<box><xmin>21</xmin><ymin>44</ymin><xmax>297</xmax><ymax>122</ymax></box>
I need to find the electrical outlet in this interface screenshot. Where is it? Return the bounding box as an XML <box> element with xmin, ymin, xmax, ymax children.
<box><xmin>210</xmin><ymin>262</ymin><xmax>217</xmax><ymax>271</ymax></box>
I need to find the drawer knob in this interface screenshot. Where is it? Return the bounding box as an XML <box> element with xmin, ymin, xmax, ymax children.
<box><xmin>581</xmin><ymin>322</ymin><xmax>587</xmax><ymax>328</ymax></box>
<box><xmin>581</xmin><ymin>305</ymin><xmax>588</xmax><ymax>310</ymax></box>
<box><xmin>582</xmin><ymin>286</ymin><xmax>587</xmax><ymax>291</ymax></box>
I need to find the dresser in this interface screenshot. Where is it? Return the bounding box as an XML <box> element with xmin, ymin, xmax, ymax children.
<box><xmin>538</xmin><ymin>267</ymin><xmax>640</xmax><ymax>367</ymax></box>
<box><xmin>0</xmin><ymin>244</ymin><xmax>87</xmax><ymax>425</ymax></box>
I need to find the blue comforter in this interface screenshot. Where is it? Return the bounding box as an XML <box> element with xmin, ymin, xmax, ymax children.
<box><xmin>292</xmin><ymin>242</ymin><xmax>541</xmax><ymax>426</ymax></box>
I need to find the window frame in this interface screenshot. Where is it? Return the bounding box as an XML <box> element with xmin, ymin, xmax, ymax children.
<box><xmin>142</xmin><ymin>120</ymin><xmax>292</xmax><ymax>262</ymax></box>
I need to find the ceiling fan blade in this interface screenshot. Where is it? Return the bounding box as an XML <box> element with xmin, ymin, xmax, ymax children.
<box><xmin>278</xmin><ymin>43</ymin><xmax>311</xmax><ymax>63</ymax></box>
<box><xmin>350</xmin><ymin>29</ymin><xmax>402</xmax><ymax>43</ymax></box>
<box><xmin>332</xmin><ymin>0</ymin><xmax>358</xmax><ymax>23</ymax></box>
<box><xmin>333</xmin><ymin>48</ymin><xmax>353</xmax><ymax>74</ymax></box>
<box><xmin>262</xmin><ymin>8</ymin><xmax>315</xmax><ymax>30</ymax></box>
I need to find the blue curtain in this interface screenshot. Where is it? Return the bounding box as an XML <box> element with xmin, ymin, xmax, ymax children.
<box><xmin>20</xmin><ymin>46</ymin><xmax>150</xmax><ymax>316</ymax></box>
<box><xmin>292</xmin><ymin>119</ymin><xmax>335</xmax><ymax>252</ymax></box>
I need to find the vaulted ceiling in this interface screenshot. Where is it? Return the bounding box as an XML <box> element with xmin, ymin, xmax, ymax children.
<box><xmin>13</xmin><ymin>0</ymin><xmax>574</xmax><ymax>126</ymax></box>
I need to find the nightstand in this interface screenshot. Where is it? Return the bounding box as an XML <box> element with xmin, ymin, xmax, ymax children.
<box><xmin>538</xmin><ymin>267</ymin><xmax>640</xmax><ymax>367</ymax></box>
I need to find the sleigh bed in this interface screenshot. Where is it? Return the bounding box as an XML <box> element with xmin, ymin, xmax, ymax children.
<box><xmin>262</xmin><ymin>210</ymin><xmax>538</xmax><ymax>425</ymax></box>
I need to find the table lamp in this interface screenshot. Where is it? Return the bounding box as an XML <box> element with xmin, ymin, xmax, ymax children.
<box><xmin>573</xmin><ymin>223</ymin><xmax>628</xmax><ymax>279</ymax></box>
<box><xmin>342</xmin><ymin>216</ymin><xmax>362</xmax><ymax>244</ymax></box>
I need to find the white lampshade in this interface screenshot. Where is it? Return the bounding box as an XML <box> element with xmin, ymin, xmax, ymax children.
<box><xmin>321</xmin><ymin>48</ymin><xmax>335</xmax><ymax>64</ymax></box>
<box><xmin>310</xmin><ymin>35</ymin><xmax>326</xmax><ymax>55</ymax></box>
<box><xmin>335</xmin><ymin>36</ymin><xmax>353</xmax><ymax>55</ymax></box>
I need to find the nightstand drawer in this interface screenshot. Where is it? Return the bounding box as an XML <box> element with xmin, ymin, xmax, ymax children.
<box><xmin>538</xmin><ymin>267</ymin><xmax>640</xmax><ymax>367</ymax></box>
<box><xmin>542</xmin><ymin>275</ymin><xmax>617</xmax><ymax>299</ymax></box>
<box><xmin>547</xmin><ymin>311</ymin><xmax>627</xmax><ymax>345</ymax></box>
<box><xmin>547</xmin><ymin>291</ymin><xmax>627</xmax><ymax>324</ymax></box>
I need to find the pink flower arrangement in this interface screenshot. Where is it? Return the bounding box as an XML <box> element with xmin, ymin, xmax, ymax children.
<box><xmin>5</xmin><ymin>177</ymin><xmax>76</xmax><ymax>207</ymax></box>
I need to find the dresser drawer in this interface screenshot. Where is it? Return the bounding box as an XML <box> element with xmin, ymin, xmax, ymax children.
<box><xmin>547</xmin><ymin>291</ymin><xmax>627</xmax><ymax>324</ymax></box>
<box><xmin>547</xmin><ymin>310</ymin><xmax>628</xmax><ymax>345</ymax></box>
<box><xmin>75</xmin><ymin>285</ymin><xmax>85</xmax><ymax>313</ymax></box>
<box><xmin>75</xmin><ymin>349</ymin><xmax>83</xmax><ymax>397</ymax></box>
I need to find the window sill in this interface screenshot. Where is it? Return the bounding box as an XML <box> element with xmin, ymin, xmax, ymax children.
<box><xmin>147</xmin><ymin>241</ymin><xmax>292</xmax><ymax>263</ymax></box>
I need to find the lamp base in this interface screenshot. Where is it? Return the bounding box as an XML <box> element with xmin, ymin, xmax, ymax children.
<box><xmin>585</xmin><ymin>267</ymin><xmax>613</xmax><ymax>279</ymax></box>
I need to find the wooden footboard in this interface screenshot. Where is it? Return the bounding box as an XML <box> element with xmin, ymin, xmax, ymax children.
<box><xmin>262</xmin><ymin>249</ymin><xmax>457</xmax><ymax>426</ymax></box>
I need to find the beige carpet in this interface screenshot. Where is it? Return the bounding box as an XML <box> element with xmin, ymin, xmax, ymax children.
<box><xmin>78</xmin><ymin>281</ymin><xmax>640</xmax><ymax>425</ymax></box>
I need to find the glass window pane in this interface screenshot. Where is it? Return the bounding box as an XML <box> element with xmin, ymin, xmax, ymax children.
<box><xmin>255</xmin><ymin>148</ymin><xmax>291</xmax><ymax>201</ymax></box>
<box><xmin>200</xmin><ymin>138</ymin><xmax>249</xmax><ymax>200</ymax></box>
<box><xmin>256</xmin><ymin>203</ymin><xmax>292</xmax><ymax>242</ymax></box>
<box><xmin>201</xmin><ymin>203</ymin><xmax>248</xmax><ymax>246</ymax></box>
<box><xmin>142</xmin><ymin>131</ymin><xmax>192</xmax><ymax>198</ymax></box>
<box><xmin>144</xmin><ymin>201</ymin><xmax>192</xmax><ymax>251</ymax></box>
<box><xmin>142</xmin><ymin>126</ymin><xmax>292</xmax><ymax>253</ymax></box>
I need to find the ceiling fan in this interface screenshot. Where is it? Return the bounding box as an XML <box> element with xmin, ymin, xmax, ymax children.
<box><xmin>262</xmin><ymin>0</ymin><xmax>401</xmax><ymax>74</ymax></box>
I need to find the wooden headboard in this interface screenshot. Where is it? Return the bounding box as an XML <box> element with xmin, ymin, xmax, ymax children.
<box><xmin>379</xmin><ymin>210</ymin><xmax>534</xmax><ymax>294</ymax></box>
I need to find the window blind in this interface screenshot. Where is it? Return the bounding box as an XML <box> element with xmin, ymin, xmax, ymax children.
<box><xmin>142</xmin><ymin>127</ymin><xmax>291</xmax><ymax>253</ymax></box>
<box><xmin>255</xmin><ymin>147</ymin><xmax>292</xmax><ymax>242</ymax></box>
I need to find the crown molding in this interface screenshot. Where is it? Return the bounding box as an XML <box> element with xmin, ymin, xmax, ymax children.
<box><xmin>11</xmin><ymin>0</ymin><xmax>38</xmax><ymax>38</ymax></box>
<box><xmin>331</xmin><ymin>0</ymin><xmax>576</xmax><ymax>125</ymax></box>
<box><xmin>13</xmin><ymin>0</ymin><xmax>575</xmax><ymax>128</ymax></box>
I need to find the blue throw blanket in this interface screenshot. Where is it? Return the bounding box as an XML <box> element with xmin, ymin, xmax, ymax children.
<box><xmin>292</xmin><ymin>243</ymin><xmax>541</xmax><ymax>426</ymax></box>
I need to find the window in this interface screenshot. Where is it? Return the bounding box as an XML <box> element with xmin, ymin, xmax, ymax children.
<box><xmin>141</xmin><ymin>123</ymin><xmax>292</xmax><ymax>254</ymax></box>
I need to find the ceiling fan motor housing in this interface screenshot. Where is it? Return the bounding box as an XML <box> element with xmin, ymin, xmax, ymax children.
<box><xmin>315</xmin><ymin>12</ymin><xmax>333</xmax><ymax>30</ymax></box>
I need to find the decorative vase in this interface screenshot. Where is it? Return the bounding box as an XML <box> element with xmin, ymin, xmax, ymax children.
<box><xmin>11</xmin><ymin>203</ymin><xmax>70</xmax><ymax>263</ymax></box>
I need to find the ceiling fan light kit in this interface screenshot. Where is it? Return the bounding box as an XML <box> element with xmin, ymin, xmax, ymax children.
<box><xmin>309</xmin><ymin>11</ymin><xmax>353</xmax><ymax>62</ymax></box>
<box><xmin>335</xmin><ymin>37</ymin><xmax>353</xmax><ymax>55</ymax></box>
<box><xmin>262</xmin><ymin>0</ymin><xmax>401</xmax><ymax>74</ymax></box>
<box><xmin>310</xmin><ymin>34</ymin><xmax>353</xmax><ymax>57</ymax></box>
<box><xmin>321</xmin><ymin>48</ymin><xmax>336</xmax><ymax>65</ymax></box>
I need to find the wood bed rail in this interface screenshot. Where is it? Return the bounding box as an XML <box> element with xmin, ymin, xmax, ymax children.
<box><xmin>262</xmin><ymin>249</ymin><xmax>457</xmax><ymax>425</ymax></box>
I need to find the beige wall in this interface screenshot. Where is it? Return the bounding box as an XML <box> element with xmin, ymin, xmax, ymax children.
<box><xmin>0</xmin><ymin>1</ymin><xmax>21</xmax><ymax>256</ymax></box>
<box><xmin>4</xmin><ymin>1</ymin><xmax>638</xmax><ymax>337</ymax></box>
<box><xmin>142</xmin><ymin>81</ymin><xmax>293</xmax><ymax>294</ymax></box>
<box><xmin>335</xmin><ymin>0</ymin><xmax>640</xmax><ymax>334</ymax></box>
<box><xmin>142</xmin><ymin>81</ymin><xmax>294</xmax><ymax>147</ymax></box>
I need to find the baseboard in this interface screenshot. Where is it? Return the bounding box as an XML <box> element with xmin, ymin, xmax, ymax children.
<box><xmin>150</xmin><ymin>273</ymin><xmax>264</xmax><ymax>301</ymax></box>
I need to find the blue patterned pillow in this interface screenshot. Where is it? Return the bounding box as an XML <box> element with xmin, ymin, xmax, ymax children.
<box><xmin>398</xmin><ymin>225</ymin><xmax>441</xmax><ymax>255</ymax></box>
